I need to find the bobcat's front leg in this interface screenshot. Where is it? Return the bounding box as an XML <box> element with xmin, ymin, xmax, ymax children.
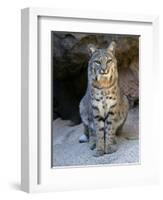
<box><xmin>93</xmin><ymin>117</ymin><xmax>105</xmax><ymax>157</ymax></box>
<box><xmin>89</xmin><ymin>129</ymin><xmax>96</xmax><ymax>150</ymax></box>
<box><xmin>105</xmin><ymin>119</ymin><xmax>117</xmax><ymax>154</ymax></box>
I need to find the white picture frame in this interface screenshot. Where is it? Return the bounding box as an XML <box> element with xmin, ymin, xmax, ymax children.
<box><xmin>21</xmin><ymin>7</ymin><xmax>159</xmax><ymax>193</ymax></box>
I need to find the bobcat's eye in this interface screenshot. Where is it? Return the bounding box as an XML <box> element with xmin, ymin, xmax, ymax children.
<box><xmin>94</xmin><ymin>60</ymin><xmax>101</xmax><ymax>65</ymax></box>
<box><xmin>107</xmin><ymin>59</ymin><xmax>112</xmax><ymax>64</ymax></box>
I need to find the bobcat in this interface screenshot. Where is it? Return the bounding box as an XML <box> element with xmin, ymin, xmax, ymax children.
<box><xmin>79</xmin><ymin>41</ymin><xmax>129</xmax><ymax>157</ymax></box>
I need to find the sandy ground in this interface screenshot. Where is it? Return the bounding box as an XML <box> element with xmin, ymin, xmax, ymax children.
<box><xmin>52</xmin><ymin>106</ymin><xmax>139</xmax><ymax>167</ymax></box>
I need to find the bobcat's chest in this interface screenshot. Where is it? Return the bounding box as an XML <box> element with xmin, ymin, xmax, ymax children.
<box><xmin>91</xmin><ymin>88</ymin><xmax>117</xmax><ymax>118</ymax></box>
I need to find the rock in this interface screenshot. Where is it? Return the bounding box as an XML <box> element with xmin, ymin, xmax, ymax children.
<box><xmin>52</xmin><ymin>32</ymin><xmax>139</xmax><ymax>123</ymax></box>
<box><xmin>119</xmin><ymin>106</ymin><xmax>139</xmax><ymax>139</ymax></box>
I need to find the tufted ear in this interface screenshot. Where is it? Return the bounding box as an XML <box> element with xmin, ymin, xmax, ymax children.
<box><xmin>107</xmin><ymin>41</ymin><xmax>116</xmax><ymax>55</ymax></box>
<box><xmin>88</xmin><ymin>44</ymin><xmax>97</xmax><ymax>56</ymax></box>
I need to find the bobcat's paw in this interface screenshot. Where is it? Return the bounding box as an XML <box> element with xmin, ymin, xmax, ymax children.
<box><xmin>93</xmin><ymin>149</ymin><xmax>104</xmax><ymax>157</ymax></box>
<box><xmin>89</xmin><ymin>142</ymin><xmax>96</xmax><ymax>150</ymax></box>
<box><xmin>105</xmin><ymin>144</ymin><xmax>118</xmax><ymax>154</ymax></box>
<box><xmin>79</xmin><ymin>134</ymin><xmax>88</xmax><ymax>143</ymax></box>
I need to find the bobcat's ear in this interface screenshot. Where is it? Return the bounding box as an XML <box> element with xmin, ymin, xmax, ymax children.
<box><xmin>107</xmin><ymin>41</ymin><xmax>116</xmax><ymax>55</ymax></box>
<box><xmin>88</xmin><ymin>44</ymin><xmax>97</xmax><ymax>56</ymax></box>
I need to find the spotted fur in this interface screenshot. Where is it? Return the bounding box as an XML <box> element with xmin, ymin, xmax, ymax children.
<box><xmin>79</xmin><ymin>41</ymin><xmax>129</xmax><ymax>157</ymax></box>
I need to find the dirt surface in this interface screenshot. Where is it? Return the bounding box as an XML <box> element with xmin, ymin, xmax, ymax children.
<box><xmin>52</xmin><ymin>106</ymin><xmax>139</xmax><ymax>167</ymax></box>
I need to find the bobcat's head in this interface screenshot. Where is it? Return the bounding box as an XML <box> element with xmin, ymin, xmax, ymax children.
<box><xmin>88</xmin><ymin>41</ymin><xmax>118</xmax><ymax>89</ymax></box>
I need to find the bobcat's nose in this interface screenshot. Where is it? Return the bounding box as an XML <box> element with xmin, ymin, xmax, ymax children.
<box><xmin>100</xmin><ymin>64</ymin><xmax>108</xmax><ymax>74</ymax></box>
<box><xmin>100</xmin><ymin>69</ymin><xmax>108</xmax><ymax>74</ymax></box>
